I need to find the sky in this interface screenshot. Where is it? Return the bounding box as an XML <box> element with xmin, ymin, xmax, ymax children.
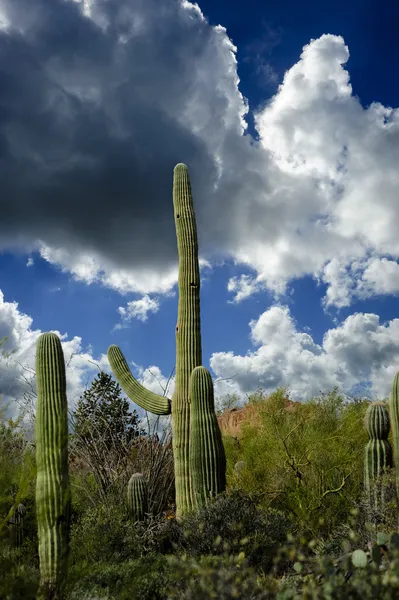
<box><xmin>0</xmin><ymin>0</ymin><xmax>399</xmax><ymax>423</ymax></box>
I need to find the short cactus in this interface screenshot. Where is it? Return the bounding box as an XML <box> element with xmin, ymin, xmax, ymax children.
<box><xmin>35</xmin><ymin>332</ymin><xmax>70</xmax><ymax>599</ymax></box>
<box><xmin>364</xmin><ymin>402</ymin><xmax>392</xmax><ymax>507</ymax></box>
<box><xmin>189</xmin><ymin>367</ymin><xmax>226</xmax><ymax>509</ymax></box>
<box><xmin>127</xmin><ymin>473</ymin><xmax>148</xmax><ymax>522</ymax></box>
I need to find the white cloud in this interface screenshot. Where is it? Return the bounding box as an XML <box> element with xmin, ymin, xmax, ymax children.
<box><xmin>116</xmin><ymin>294</ymin><xmax>160</xmax><ymax>326</ymax></box>
<box><xmin>26</xmin><ymin>257</ymin><xmax>34</xmax><ymax>267</ymax></box>
<box><xmin>211</xmin><ymin>304</ymin><xmax>399</xmax><ymax>402</ymax></box>
<box><xmin>248</xmin><ymin>34</ymin><xmax>399</xmax><ymax>307</ymax></box>
<box><xmin>0</xmin><ymin>289</ymin><xmax>109</xmax><ymax>420</ymax></box>
<box><xmin>38</xmin><ymin>243</ymin><xmax>178</xmax><ymax>295</ymax></box>
<box><xmin>227</xmin><ymin>274</ymin><xmax>266</xmax><ymax>303</ymax></box>
<box><xmin>0</xmin><ymin>3</ymin><xmax>398</xmax><ymax>315</ymax></box>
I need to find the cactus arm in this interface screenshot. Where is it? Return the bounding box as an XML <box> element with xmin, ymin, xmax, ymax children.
<box><xmin>35</xmin><ymin>332</ymin><xmax>70</xmax><ymax>599</ymax></box>
<box><xmin>107</xmin><ymin>345</ymin><xmax>171</xmax><ymax>415</ymax></box>
<box><xmin>189</xmin><ymin>366</ymin><xmax>226</xmax><ymax>510</ymax></box>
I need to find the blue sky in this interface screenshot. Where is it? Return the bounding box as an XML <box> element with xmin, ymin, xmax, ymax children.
<box><xmin>0</xmin><ymin>0</ymin><xmax>398</xmax><ymax>417</ymax></box>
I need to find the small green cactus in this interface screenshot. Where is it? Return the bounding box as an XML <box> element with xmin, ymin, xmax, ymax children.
<box><xmin>364</xmin><ymin>402</ymin><xmax>392</xmax><ymax>510</ymax></box>
<box><xmin>36</xmin><ymin>332</ymin><xmax>70</xmax><ymax>599</ymax></box>
<box><xmin>127</xmin><ymin>473</ymin><xmax>148</xmax><ymax>522</ymax></box>
<box><xmin>189</xmin><ymin>367</ymin><xmax>226</xmax><ymax>509</ymax></box>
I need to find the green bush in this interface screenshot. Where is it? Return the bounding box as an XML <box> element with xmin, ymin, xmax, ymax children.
<box><xmin>169</xmin><ymin>489</ymin><xmax>292</xmax><ymax>574</ymax></box>
<box><xmin>223</xmin><ymin>387</ymin><xmax>370</xmax><ymax>537</ymax></box>
<box><xmin>67</xmin><ymin>554</ymin><xmax>169</xmax><ymax>600</ymax></box>
<box><xmin>166</xmin><ymin>553</ymin><xmax>274</xmax><ymax>599</ymax></box>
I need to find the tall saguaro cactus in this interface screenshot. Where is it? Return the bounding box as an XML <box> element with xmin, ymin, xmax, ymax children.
<box><xmin>364</xmin><ymin>402</ymin><xmax>392</xmax><ymax>506</ymax></box>
<box><xmin>108</xmin><ymin>163</ymin><xmax>225</xmax><ymax>518</ymax></box>
<box><xmin>36</xmin><ymin>332</ymin><xmax>70</xmax><ymax>599</ymax></box>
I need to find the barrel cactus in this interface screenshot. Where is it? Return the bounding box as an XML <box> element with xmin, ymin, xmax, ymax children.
<box><xmin>127</xmin><ymin>473</ymin><xmax>148</xmax><ymax>522</ymax></box>
<box><xmin>190</xmin><ymin>367</ymin><xmax>226</xmax><ymax>509</ymax></box>
<box><xmin>35</xmin><ymin>332</ymin><xmax>70</xmax><ymax>599</ymax></box>
<box><xmin>364</xmin><ymin>402</ymin><xmax>392</xmax><ymax>509</ymax></box>
<box><xmin>108</xmin><ymin>164</ymin><xmax>226</xmax><ymax>518</ymax></box>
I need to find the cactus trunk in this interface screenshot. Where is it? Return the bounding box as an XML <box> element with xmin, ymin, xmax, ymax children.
<box><xmin>36</xmin><ymin>333</ymin><xmax>70</xmax><ymax>599</ymax></box>
<box><xmin>364</xmin><ymin>402</ymin><xmax>392</xmax><ymax>516</ymax></box>
<box><xmin>172</xmin><ymin>164</ymin><xmax>202</xmax><ymax>516</ymax></box>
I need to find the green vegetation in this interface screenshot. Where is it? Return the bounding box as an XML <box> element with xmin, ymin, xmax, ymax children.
<box><xmin>2</xmin><ymin>164</ymin><xmax>399</xmax><ymax>598</ymax></box>
<box><xmin>3</xmin><ymin>377</ymin><xmax>399</xmax><ymax>599</ymax></box>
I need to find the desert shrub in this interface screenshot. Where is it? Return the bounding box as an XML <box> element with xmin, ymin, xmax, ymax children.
<box><xmin>170</xmin><ymin>489</ymin><xmax>292</xmax><ymax>574</ymax></box>
<box><xmin>166</xmin><ymin>553</ymin><xmax>274</xmax><ymax>599</ymax></box>
<box><xmin>223</xmin><ymin>387</ymin><xmax>370</xmax><ymax>537</ymax></box>
<box><xmin>67</xmin><ymin>554</ymin><xmax>169</xmax><ymax>600</ymax></box>
<box><xmin>0</xmin><ymin>543</ymin><xmax>39</xmax><ymax>600</ymax></box>
<box><xmin>273</xmin><ymin>529</ymin><xmax>399</xmax><ymax>599</ymax></box>
<box><xmin>69</xmin><ymin>502</ymin><xmax>143</xmax><ymax>566</ymax></box>
<box><xmin>318</xmin><ymin>469</ymin><xmax>398</xmax><ymax>558</ymax></box>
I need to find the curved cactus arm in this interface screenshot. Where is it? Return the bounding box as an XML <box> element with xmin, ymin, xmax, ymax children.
<box><xmin>108</xmin><ymin>345</ymin><xmax>171</xmax><ymax>415</ymax></box>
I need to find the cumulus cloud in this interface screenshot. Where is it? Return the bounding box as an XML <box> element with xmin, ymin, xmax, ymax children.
<box><xmin>0</xmin><ymin>287</ymin><xmax>172</xmax><ymax>430</ymax></box>
<box><xmin>116</xmin><ymin>294</ymin><xmax>160</xmax><ymax>326</ymax></box>
<box><xmin>211</xmin><ymin>305</ymin><xmax>399</xmax><ymax>402</ymax></box>
<box><xmin>0</xmin><ymin>0</ymin><xmax>397</xmax><ymax>311</ymax></box>
<box><xmin>0</xmin><ymin>289</ymin><xmax>110</xmax><ymax>420</ymax></box>
<box><xmin>254</xmin><ymin>34</ymin><xmax>399</xmax><ymax>306</ymax></box>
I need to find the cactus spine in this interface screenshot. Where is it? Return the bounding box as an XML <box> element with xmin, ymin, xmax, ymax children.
<box><xmin>127</xmin><ymin>473</ymin><xmax>148</xmax><ymax>521</ymax></box>
<box><xmin>36</xmin><ymin>332</ymin><xmax>70</xmax><ymax>599</ymax></box>
<box><xmin>108</xmin><ymin>164</ymin><xmax>225</xmax><ymax>518</ymax></box>
<box><xmin>364</xmin><ymin>402</ymin><xmax>392</xmax><ymax>500</ymax></box>
<box><xmin>190</xmin><ymin>367</ymin><xmax>226</xmax><ymax>509</ymax></box>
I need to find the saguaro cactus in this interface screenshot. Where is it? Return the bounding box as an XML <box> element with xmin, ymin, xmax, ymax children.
<box><xmin>390</xmin><ymin>372</ymin><xmax>399</xmax><ymax>479</ymax></box>
<box><xmin>108</xmin><ymin>163</ymin><xmax>225</xmax><ymax>518</ymax></box>
<box><xmin>36</xmin><ymin>332</ymin><xmax>70</xmax><ymax>599</ymax></box>
<box><xmin>364</xmin><ymin>402</ymin><xmax>392</xmax><ymax>500</ymax></box>
<box><xmin>190</xmin><ymin>367</ymin><xmax>226</xmax><ymax>509</ymax></box>
<box><xmin>127</xmin><ymin>473</ymin><xmax>148</xmax><ymax>521</ymax></box>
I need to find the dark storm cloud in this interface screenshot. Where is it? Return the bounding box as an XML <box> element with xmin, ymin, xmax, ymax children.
<box><xmin>0</xmin><ymin>0</ymin><xmax>330</xmax><ymax>295</ymax></box>
<box><xmin>0</xmin><ymin>0</ymin><xmax>220</xmax><ymax>271</ymax></box>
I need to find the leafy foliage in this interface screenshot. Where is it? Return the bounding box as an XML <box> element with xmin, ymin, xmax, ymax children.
<box><xmin>223</xmin><ymin>387</ymin><xmax>369</xmax><ymax>537</ymax></box>
<box><xmin>2</xmin><ymin>382</ymin><xmax>399</xmax><ymax>599</ymax></box>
